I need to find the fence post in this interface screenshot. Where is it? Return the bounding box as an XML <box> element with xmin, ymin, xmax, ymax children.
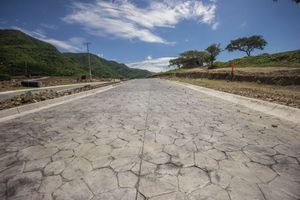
<box><xmin>231</xmin><ymin>62</ymin><xmax>237</xmax><ymax>81</ymax></box>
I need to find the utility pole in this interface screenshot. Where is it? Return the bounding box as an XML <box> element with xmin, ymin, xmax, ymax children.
<box><xmin>84</xmin><ymin>42</ymin><xmax>92</xmax><ymax>80</ymax></box>
<box><xmin>25</xmin><ymin>61</ymin><xmax>28</xmax><ymax>77</ymax></box>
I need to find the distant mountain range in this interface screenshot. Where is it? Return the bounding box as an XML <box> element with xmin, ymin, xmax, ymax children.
<box><xmin>0</xmin><ymin>29</ymin><xmax>152</xmax><ymax>79</ymax></box>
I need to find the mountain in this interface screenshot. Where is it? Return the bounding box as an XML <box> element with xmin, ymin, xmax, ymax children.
<box><xmin>0</xmin><ymin>29</ymin><xmax>152</xmax><ymax>79</ymax></box>
<box><xmin>0</xmin><ymin>29</ymin><xmax>84</xmax><ymax>77</ymax></box>
<box><xmin>63</xmin><ymin>53</ymin><xmax>152</xmax><ymax>78</ymax></box>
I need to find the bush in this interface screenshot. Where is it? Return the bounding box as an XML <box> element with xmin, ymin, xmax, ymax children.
<box><xmin>0</xmin><ymin>74</ymin><xmax>11</xmax><ymax>81</ymax></box>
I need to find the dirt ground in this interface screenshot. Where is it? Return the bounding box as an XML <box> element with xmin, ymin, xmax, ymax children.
<box><xmin>177</xmin><ymin>67</ymin><xmax>300</xmax><ymax>76</ymax></box>
<box><xmin>0</xmin><ymin>76</ymin><xmax>101</xmax><ymax>92</ymax></box>
<box><xmin>0</xmin><ymin>82</ymin><xmax>117</xmax><ymax>110</ymax></box>
<box><xmin>167</xmin><ymin>77</ymin><xmax>300</xmax><ymax>109</ymax></box>
<box><xmin>156</xmin><ymin>67</ymin><xmax>300</xmax><ymax>85</ymax></box>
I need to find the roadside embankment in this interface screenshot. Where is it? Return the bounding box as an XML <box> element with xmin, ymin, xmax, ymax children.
<box><xmin>164</xmin><ymin>77</ymin><xmax>300</xmax><ymax>109</ymax></box>
<box><xmin>153</xmin><ymin>67</ymin><xmax>300</xmax><ymax>85</ymax></box>
<box><xmin>0</xmin><ymin>82</ymin><xmax>119</xmax><ymax>110</ymax></box>
<box><xmin>168</xmin><ymin>79</ymin><xmax>300</xmax><ymax>124</ymax></box>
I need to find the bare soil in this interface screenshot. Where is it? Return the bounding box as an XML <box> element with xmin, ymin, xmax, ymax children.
<box><xmin>0</xmin><ymin>82</ymin><xmax>117</xmax><ymax>110</ymax></box>
<box><xmin>155</xmin><ymin>67</ymin><xmax>300</xmax><ymax>85</ymax></box>
<box><xmin>181</xmin><ymin>67</ymin><xmax>300</xmax><ymax>76</ymax></box>
<box><xmin>0</xmin><ymin>76</ymin><xmax>102</xmax><ymax>92</ymax></box>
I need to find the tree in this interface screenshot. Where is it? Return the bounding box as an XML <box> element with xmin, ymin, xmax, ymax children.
<box><xmin>169</xmin><ymin>50</ymin><xmax>209</xmax><ymax>69</ymax></box>
<box><xmin>169</xmin><ymin>57</ymin><xmax>183</xmax><ymax>68</ymax></box>
<box><xmin>206</xmin><ymin>43</ymin><xmax>221</xmax><ymax>68</ymax></box>
<box><xmin>225</xmin><ymin>35</ymin><xmax>267</xmax><ymax>56</ymax></box>
<box><xmin>273</xmin><ymin>0</ymin><xmax>300</xmax><ymax>3</ymax></box>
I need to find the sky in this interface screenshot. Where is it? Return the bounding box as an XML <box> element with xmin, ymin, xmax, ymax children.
<box><xmin>1</xmin><ymin>0</ymin><xmax>300</xmax><ymax>72</ymax></box>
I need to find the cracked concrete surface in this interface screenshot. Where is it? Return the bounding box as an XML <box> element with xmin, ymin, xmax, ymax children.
<box><xmin>0</xmin><ymin>79</ymin><xmax>299</xmax><ymax>200</ymax></box>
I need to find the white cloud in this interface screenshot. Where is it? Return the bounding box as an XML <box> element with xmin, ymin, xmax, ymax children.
<box><xmin>63</xmin><ymin>0</ymin><xmax>218</xmax><ymax>44</ymax></box>
<box><xmin>97</xmin><ymin>53</ymin><xmax>104</xmax><ymax>58</ymax></box>
<box><xmin>41</xmin><ymin>38</ymin><xmax>80</xmax><ymax>52</ymax></box>
<box><xmin>127</xmin><ymin>57</ymin><xmax>176</xmax><ymax>72</ymax></box>
<box><xmin>68</xmin><ymin>37</ymin><xmax>86</xmax><ymax>47</ymax></box>
<box><xmin>40</xmin><ymin>23</ymin><xmax>57</xmax><ymax>29</ymax></box>
<box><xmin>12</xmin><ymin>26</ymin><xmax>83</xmax><ymax>52</ymax></box>
<box><xmin>211</xmin><ymin>22</ymin><xmax>219</xmax><ymax>30</ymax></box>
<box><xmin>146</xmin><ymin>55</ymin><xmax>152</xmax><ymax>60</ymax></box>
<box><xmin>240</xmin><ymin>21</ymin><xmax>247</xmax><ymax>28</ymax></box>
<box><xmin>31</xmin><ymin>29</ymin><xmax>47</xmax><ymax>38</ymax></box>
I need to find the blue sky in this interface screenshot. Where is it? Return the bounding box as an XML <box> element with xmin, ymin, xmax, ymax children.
<box><xmin>1</xmin><ymin>0</ymin><xmax>300</xmax><ymax>72</ymax></box>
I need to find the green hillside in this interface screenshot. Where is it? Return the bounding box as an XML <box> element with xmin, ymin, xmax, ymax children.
<box><xmin>0</xmin><ymin>29</ymin><xmax>152</xmax><ymax>79</ymax></box>
<box><xmin>64</xmin><ymin>53</ymin><xmax>152</xmax><ymax>78</ymax></box>
<box><xmin>0</xmin><ymin>29</ymin><xmax>84</xmax><ymax>76</ymax></box>
<box><xmin>215</xmin><ymin>50</ymin><xmax>300</xmax><ymax>68</ymax></box>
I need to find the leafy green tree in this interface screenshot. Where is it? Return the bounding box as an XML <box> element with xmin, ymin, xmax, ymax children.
<box><xmin>169</xmin><ymin>50</ymin><xmax>209</xmax><ymax>68</ymax></box>
<box><xmin>225</xmin><ymin>35</ymin><xmax>267</xmax><ymax>56</ymax></box>
<box><xmin>273</xmin><ymin>0</ymin><xmax>300</xmax><ymax>3</ymax></box>
<box><xmin>206</xmin><ymin>44</ymin><xmax>221</xmax><ymax>68</ymax></box>
<box><xmin>169</xmin><ymin>57</ymin><xmax>183</xmax><ymax>68</ymax></box>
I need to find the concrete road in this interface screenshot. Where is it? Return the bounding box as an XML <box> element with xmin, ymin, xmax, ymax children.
<box><xmin>0</xmin><ymin>79</ymin><xmax>299</xmax><ymax>200</ymax></box>
<box><xmin>0</xmin><ymin>82</ymin><xmax>104</xmax><ymax>101</ymax></box>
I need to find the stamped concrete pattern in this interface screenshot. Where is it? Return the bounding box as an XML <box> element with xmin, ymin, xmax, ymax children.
<box><xmin>0</xmin><ymin>79</ymin><xmax>299</xmax><ymax>200</ymax></box>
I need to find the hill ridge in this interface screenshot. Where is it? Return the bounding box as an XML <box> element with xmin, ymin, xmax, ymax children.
<box><xmin>0</xmin><ymin>29</ymin><xmax>152</xmax><ymax>79</ymax></box>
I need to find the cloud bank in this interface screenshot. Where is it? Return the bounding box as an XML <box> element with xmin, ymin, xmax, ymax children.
<box><xmin>127</xmin><ymin>57</ymin><xmax>176</xmax><ymax>72</ymax></box>
<box><xmin>63</xmin><ymin>0</ymin><xmax>218</xmax><ymax>44</ymax></box>
<box><xmin>12</xmin><ymin>26</ymin><xmax>83</xmax><ymax>52</ymax></box>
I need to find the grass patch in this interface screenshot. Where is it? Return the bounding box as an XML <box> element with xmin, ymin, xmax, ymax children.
<box><xmin>215</xmin><ymin>50</ymin><xmax>300</xmax><ymax>68</ymax></box>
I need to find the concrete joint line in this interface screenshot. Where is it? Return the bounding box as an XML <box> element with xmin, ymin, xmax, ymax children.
<box><xmin>170</xmin><ymin>80</ymin><xmax>300</xmax><ymax>124</ymax></box>
<box><xmin>135</xmin><ymin>83</ymin><xmax>152</xmax><ymax>200</ymax></box>
<box><xmin>0</xmin><ymin>84</ymin><xmax>121</xmax><ymax>123</ymax></box>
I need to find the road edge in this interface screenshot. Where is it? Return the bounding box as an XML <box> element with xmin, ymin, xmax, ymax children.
<box><xmin>0</xmin><ymin>81</ymin><xmax>106</xmax><ymax>94</ymax></box>
<box><xmin>0</xmin><ymin>83</ymin><xmax>121</xmax><ymax>123</ymax></box>
<box><xmin>168</xmin><ymin>79</ymin><xmax>300</xmax><ymax>124</ymax></box>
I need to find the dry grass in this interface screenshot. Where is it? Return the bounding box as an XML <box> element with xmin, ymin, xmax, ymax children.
<box><xmin>167</xmin><ymin>77</ymin><xmax>300</xmax><ymax>109</ymax></box>
<box><xmin>173</xmin><ymin>67</ymin><xmax>300</xmax><ymax>76</ymax></box>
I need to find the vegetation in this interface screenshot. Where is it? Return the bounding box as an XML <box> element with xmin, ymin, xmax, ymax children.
<box><xmin>215</xmin><ymin>49</ymin><xmax>300</xmax><ymax>68</ymax></box>
<box><xmin>169</xmin><ymin>50</ymin><xmax>208</xmax><ymax>68</ymax></box>
<box><xmin>168</xmin><ymin>34</ymin><xmax>300</xmax><ymax>72</ymax></box>
<box><xmin>225</xmin><ymin>35</ymin><xmax>267</xmax><ymax>56</ymax></box>
<box><xmin>64</xmin><ymin>53</ymin><xmax>151</xmax><ymax>79</ymax></box>
<box><xmin>0</xmin><ymin>29</ymin><xmax>83</xmax><ymax>77</ymax></box>
<box><xmin>0</xmin><ymin>29</ymin><xmax>152</xmax><ymax>79</ymax></box>
<box><xmin>169</xmin><ymin>44</ymin><xmax>222</xmax><ymax>69</ymax></box>
<box><xmin>273</xmin><ymin>0</ymin><xmax>300</xmax><ymax>3</ymax></box>
<box><xmin>206</xmin><ymin>44</ymin><xmax>221</xmax><ymax>68</ymax></box>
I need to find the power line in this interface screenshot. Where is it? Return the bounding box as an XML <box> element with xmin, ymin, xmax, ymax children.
<box><xmin>84</xmin><ymin>42</ymin><xmax>92</xmax><ymax>80</ymax></box>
